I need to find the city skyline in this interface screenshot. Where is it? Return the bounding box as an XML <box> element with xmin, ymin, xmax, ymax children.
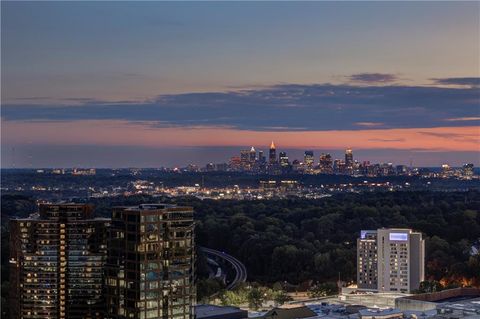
<box><xmin>2</xmin><ymin>2</ymin><xmax>479</xmax><ymax>167</ymax></box>
<box><xmin>3</xmin><ymin>143</ymin><xmax>479</xmax><ymax>169</ymax></box>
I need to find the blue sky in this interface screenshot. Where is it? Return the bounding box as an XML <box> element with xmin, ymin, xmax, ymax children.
<box><xmin>1</xmin><ymin>1</ymin><xmax>479</xmax><ymax>167</ymax></box>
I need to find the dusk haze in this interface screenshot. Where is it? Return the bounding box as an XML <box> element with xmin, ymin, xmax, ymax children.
<box><xmin>1</xmin><ymin>1</ymin><xmax>479</xmax><ymax>167</ymax></box>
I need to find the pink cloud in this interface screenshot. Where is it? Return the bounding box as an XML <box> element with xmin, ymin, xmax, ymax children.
<box><xmin>2</xmin><ymin>119</ymin><xmax>479</xmax><ymax>152</ymax></box>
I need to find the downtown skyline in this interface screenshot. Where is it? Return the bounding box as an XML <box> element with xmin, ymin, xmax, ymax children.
<box><xmin>1</xmin><ymin>1</ymin><xmax>479</xmax><ymax>168</ymax></box>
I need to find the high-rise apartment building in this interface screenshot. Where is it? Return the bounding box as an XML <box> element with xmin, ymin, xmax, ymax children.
<box><xmin>10</xmin><ymin>203</ymin><xmax>110</xmax><ymax>319</ymax></box>
<box><xmin>105</xmin><ymin>204</ymin><xmax>195</xmax><ymax>319</ymax></box>
<box><xmin>357</xmin><ymin>228</ymin><xmax>424</xmax><ymax>293</ymax></box>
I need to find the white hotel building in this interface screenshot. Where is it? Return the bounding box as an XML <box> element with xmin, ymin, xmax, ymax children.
<box><xmin>357</xmin><ymin>228</ymin><xmax>425</xmax><ymax>293</ymax></box>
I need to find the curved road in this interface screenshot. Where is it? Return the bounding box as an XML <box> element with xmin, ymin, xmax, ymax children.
<box><xmin>201</xmin><ymin>247</ymin><xmax>247</xmax><ymax>290</ymax></box>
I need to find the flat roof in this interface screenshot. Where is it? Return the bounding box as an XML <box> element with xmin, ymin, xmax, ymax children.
<box><xmin>438</xmin><ymin>296</ymin><xmax>480</xmax><ymax>313</ymax></box>
<box><xmin>194</xmin><ymin>304</ymin><xmax>247</xmax><ymax>318</ymax></box>
<box><xmin>359</xmin><ymin>308</ymin><xmax>402</xmax><ymax>316</ymax></box>
<box><xmin>115</xmin><ymin>203</ymin><xmax>195</xmax><ymax>211</ymax></box>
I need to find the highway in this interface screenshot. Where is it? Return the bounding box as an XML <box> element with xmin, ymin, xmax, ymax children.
<box><xmin>201</xmin><ymin>247</ymin><xmax>247</xmax><ymax>290</ymax></box>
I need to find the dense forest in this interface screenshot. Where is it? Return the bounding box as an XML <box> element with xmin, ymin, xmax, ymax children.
<box><xmin>2</xmin><ymin>191</ymin><xmax>480</xmax><ymax>316</ymax></box>
<box><xmin>185</xmin><ymin>191</ymin><xmax>480</xmax><ymax>286</ymax></box>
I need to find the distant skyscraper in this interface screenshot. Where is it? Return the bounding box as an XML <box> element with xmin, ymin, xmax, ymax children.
<box><xmin>396</xmin><ymin>165</ymin><xmax>407</xmax><ymax>175</ymax></box>
<box><xmin>441</xmin><ymin>163</ymin><xmax>455</xmax><ymax>178</ymax></box>
<box><xmin>357</xmin><ymin>228</ymin><xmax>425</xmax><ymax>293</ymax></box>
<box><xmin>258</xmin><ymin>150</ymin><xmax>266</xmax><ymax>163</ymax></box>
<box><xmin>10</xmin><ymin>204</ymin><xmax>110</xmax><ymax>319</ymax></box>
<box><xmin>291</xmin><ymin>159</ymin><xmax>301</xmax><ymax>172</ymax></box>
<box><xmin>345</xmin><ymin>149</ymin><xmax>354</xmax><ymax>171</ymax></box>
<box><xmin>319</xmin><ymin>153</ymin><xmax>333</xmax><ymax>174</ymax></box>
<box><xmin>463</xmin><ymin>163</ymin><xmax>474</xmax><ymax>179</ymax></box>
<box><xmin>249</xmin><ymin>146</ymin><xmax>256</xmax><ymax>164</ymax></box>
<box><xmin>304</xmin><ymin>150</ymin><xmax>314</xmax><ymax>169</ymax></box>
<box><xmin>279</xmin><ymin>151</ymin><xmax>289</xmax><ymax>167</ymax></box>
<box><xmin>269</xmin><ymin>141</ymin><xmax>277</xmax><ymax>164</ymax></box>
<box><xmin>240</xmin><ymin>149</ymin><xmax>250</xmax><ymax>170</ymax></box>
<box><xmin>229</xmin><ymin>156</ymin><xmax>241</xmax><ymax>171</ymax></box>
<box><xmin>333</xmin><ymin>159</ymin><xmax>346</xmax><ymax>174</ymax></box>
<box><xmin>105</xmin><ymin>204</ymin><xmax>195</xmax><ymax>319</ymax></box>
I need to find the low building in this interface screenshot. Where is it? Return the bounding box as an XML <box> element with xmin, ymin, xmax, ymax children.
<box><xmin>396</xmin><ymin>287</ymin><xmax>480</xmax><ymax>312</ymax></box>
<box><xmin>260</xmin><ymin>305</ymin><xmax>317</xmax><ymax>319</ymax></box>
<box><xmin>194</xmin><ymin>304</ymin><xmax>247</xmax><ymax>319</ymax></box>
<box><xmin>358</xmin><ymin>308</ymin><xmax>403</xmax><ymax>319</ymax></box>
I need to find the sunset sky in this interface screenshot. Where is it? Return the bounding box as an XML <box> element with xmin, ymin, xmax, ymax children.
<box><xmin>1</xmin><ymin>1</ymin><xmax>479</xmax><ymax>167</ymax></box>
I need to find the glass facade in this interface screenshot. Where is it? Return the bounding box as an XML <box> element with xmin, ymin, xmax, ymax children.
<box><xmin>105</xmin><ymin>204</ymin><xmax>195</xmax><ymax>319</ymax></box>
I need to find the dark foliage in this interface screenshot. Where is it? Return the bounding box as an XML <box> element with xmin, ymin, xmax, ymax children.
<box><xmin>1</xmin><ymin>191</ymin><xmax>479</xmax><ymax>313</ymax></box>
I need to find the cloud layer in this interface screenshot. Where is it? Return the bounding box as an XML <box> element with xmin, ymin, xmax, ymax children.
<box><xmin>432</xmin><ymin>77</ymin><xmax>480</xmax><ymax>87</ymax></box>
<box><xmin>3</xmin><ymin>81</ymin><xmax>479</xmax><ymax>132</ymax></box>
<box><xmin>348</xmin><ymin>73</ymin><xmax>398</xmax><ymax>83</ymax></box>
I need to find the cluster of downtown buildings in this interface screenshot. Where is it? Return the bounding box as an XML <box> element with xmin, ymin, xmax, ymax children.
<box><xmin>221</xmin><ymin>142</ymin><xmax>404</xmax><ymax>176</ymax></box>
<box><xmin>198</xmin><ymin>142</ymin><xmax>476</xmax><ymax>179</ymax></box>
<box><xmin>28</xmin><ymin>141</ymin><xmax>476</xmax><ymax>181</ymax></box>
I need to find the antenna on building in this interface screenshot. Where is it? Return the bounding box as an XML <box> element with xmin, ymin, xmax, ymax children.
<box><xmin>12</xmin><ymin>147</ymin><xmax>16</xmax><ymax>168</ymax></box>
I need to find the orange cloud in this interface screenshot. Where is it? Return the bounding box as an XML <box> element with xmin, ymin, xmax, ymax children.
<box><xmin>2</xmin><ymin>120</ymin><xmax>479</xmax><ymax>151</ymax></box>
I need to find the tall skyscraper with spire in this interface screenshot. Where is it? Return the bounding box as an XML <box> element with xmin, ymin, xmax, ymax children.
<box><xmin>345</xmin><ymin>149</ymin><xmax>354</xmax><ymax>167</ymax></box>
<box><xmin>249</xmin><ymin>146</ymin><xmax>256</xmax><ymax>165</ymax></box>
<box><xmin>269</xmin><ymin>141</ymin><xmax>277</xmax><ymax>164</ymax></box>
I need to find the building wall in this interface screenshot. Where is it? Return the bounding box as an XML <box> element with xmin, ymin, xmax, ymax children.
<box><xmin>409</xmin><ymin>232</ymin><xmax>425</xmax><ymax>291</ymax></box>
<box><xmin>357</xmin><ymin>230</ymin><xmax>378</xmax><ymax>290</ymax></box>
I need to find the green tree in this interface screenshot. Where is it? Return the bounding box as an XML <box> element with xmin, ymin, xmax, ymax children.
<box><xmin>196</xmin><ymin>279</ymin><xmax>224</xmax><ymax>302</ymax></box>
<box><xmin>308</xmin><ymin>282</ymin><xmax>338</xmax><ymax>298</ymax></box>
<box><xmin>219</xmin><ymin>289</ymin><xmax>247</xmax><ymax>307</ymax></box>
<box><xmin>415</xmin><ymin>280</ymin><xmax>444</xmax><ymax>294</ymax></box>
<box><xmin>272</xmin><ymin>289</ymin><xmax>293</xmax><ymax>306</ymax></box>
<box><xmin>247</xmin><ymin>287</ymin><xmax>266</xmax><ymax>310</ymax></box>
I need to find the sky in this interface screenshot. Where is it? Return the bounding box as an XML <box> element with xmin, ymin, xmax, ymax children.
<box><xmin>1</xmin><ymin>1</ymin><xmax>479</xmax><ymax>168</ymax></box>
